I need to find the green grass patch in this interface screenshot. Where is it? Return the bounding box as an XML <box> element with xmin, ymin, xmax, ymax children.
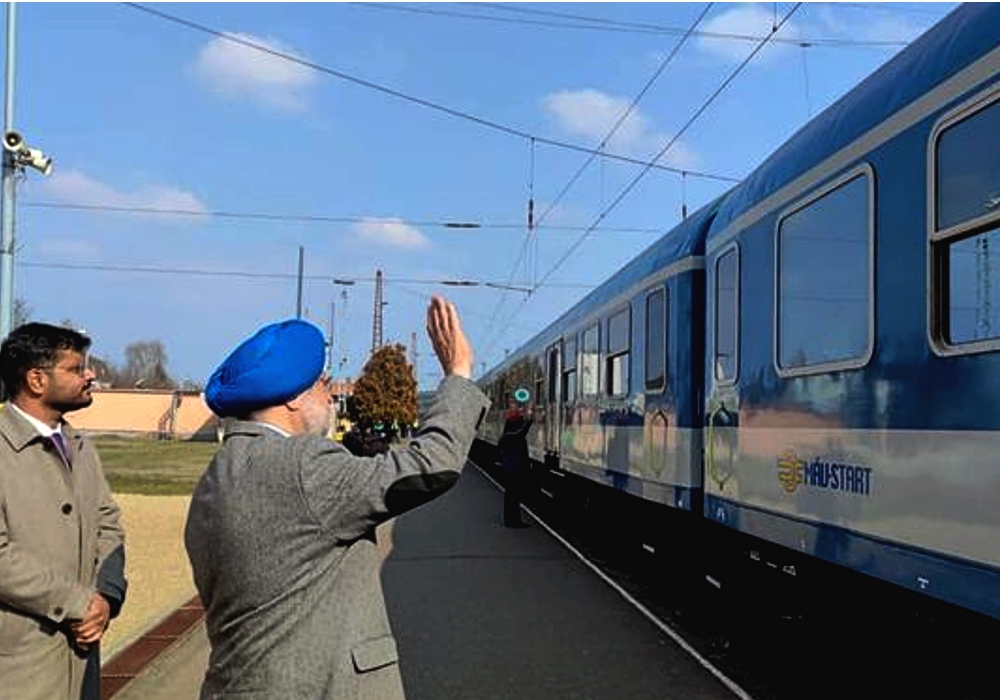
<box><xmin>94</xmin><ymin>436</ymin><xmax>219</xmax><ymax>496</ymax></box>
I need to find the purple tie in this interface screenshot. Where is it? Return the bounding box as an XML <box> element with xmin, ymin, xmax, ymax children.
<box><xmin>51</xmin><ymin>432</ymin><xmax>71</xmax><ymax>466</ymax></box>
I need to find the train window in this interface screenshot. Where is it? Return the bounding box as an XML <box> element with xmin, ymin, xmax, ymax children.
<box><xmin>562</xmin><ymin>371</ymin><xmax>577</xmax><ymax>405</ymax></box>
<box><xmin>606</xmin><ymin>307</ymin><xmax>630</xmax><ymax>396</ymax></box>
<box><xmin>715</xmin><ymin>247</ymin><xmax>739</xmax><ymax>381</ymax></box>
<box><xmin>580</xmin><ymin>324</ymin><xmax>600</xmax><ymax>396</ymax></box>
<box><xmin>935</xmin><ymin>98</ymin><xmax>1000</xmax><ymax>233</ymax></box>
<box><xmin>562</xmin><ymin>335</ymin><xmax>577</xmax><ymax>402</ymax></box>
<box><xmin>932</xmin><ymin>94</ymin><xmax>1000</xmax><ymax>351</ymax></box>
<box><xmin>945</xmin><ymin>228</ymin><xmax>1000</xmax><ymax>344</ymax></box>
<box><xmin>645</xmin><ymin>288</ymin><xmax>667</xmax><ymax>392</ymax></box>
<box><xmin>777</xmin><ymin>172</ymin><xmax>871</xmax><ymax>372</ymax></box>
<box><xmin>547</xmin><ymin>347</ymin><xmax>559</xmax><ymax>403</ymax></box>
<box><xmin>563</xmin><ymin>336</ymin><xmax>577</xmax><ymax>371</ymax></box>
<box><xmin>608</xmin><ymin>308</ymin><xmax>630</xmax><ymax>355</ymax></box>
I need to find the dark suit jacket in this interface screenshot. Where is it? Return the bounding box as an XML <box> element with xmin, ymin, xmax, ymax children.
<box><xmin>499</xmin><ymin>415</ymin><xmax>533</xmax><ymax>475</ymax></box>
<box><xmin>184</xmin><ymin>376</ymin><xmax>489</xmax><ymax>700</ymax></box>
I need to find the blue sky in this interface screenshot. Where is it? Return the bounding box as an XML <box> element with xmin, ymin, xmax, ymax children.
<box><xmin>7</xmin><ymin>2</ymin><xmax>955</xmax><ymax>389</ymax></box>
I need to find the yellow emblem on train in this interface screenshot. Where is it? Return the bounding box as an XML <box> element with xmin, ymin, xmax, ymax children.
<box><xmin>776</xmin><ymin>450</ymin><xmax>805</xmax><ymax>494</ymax></box>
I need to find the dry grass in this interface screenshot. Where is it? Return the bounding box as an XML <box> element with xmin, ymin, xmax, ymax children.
<box><xmin>92</xmin><ymin>437</ymin><xmax>216</xmax><ymax>658</ymax></box>
<box><xmin>102</xmin><ymin>494</ymin><xmax>196</xmax><ymax>661</ymax></box>
<box><xmin>95</xmin><ymin>436</ymin><xmax>218</xmax><ymax>495</ymax></box>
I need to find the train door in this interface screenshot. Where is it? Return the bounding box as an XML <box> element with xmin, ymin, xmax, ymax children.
<box><xmin>545</xmin><ymin>342</ymin><xmax>562</xmax><ymax>455</ymax></box>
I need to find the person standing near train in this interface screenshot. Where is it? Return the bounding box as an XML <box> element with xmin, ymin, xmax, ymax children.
<box><xmin>499</xmin><ymin>394</ymin><xmax>533</xmax><ymax>528</ymax></box>
<box><xmin>185</xmin><ymin>296</ymin><xmax>488</xmax><ymax>700</ymax></box>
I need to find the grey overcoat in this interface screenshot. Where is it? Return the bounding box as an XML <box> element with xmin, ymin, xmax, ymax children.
<box><xmin>185</xmin><ymin>375</ymin><xmax>489</xmax><ymax>700</ymax></box>
<box><xmin>0</xmin><ymin>404</ymin><xmax>127</xmax><ymax>700</ymax></box>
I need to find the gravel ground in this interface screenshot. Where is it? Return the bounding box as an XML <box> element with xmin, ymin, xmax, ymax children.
<box><xmin>102</xmin><ymin>494</ymin><xmax>197</xmax><ymax>661</ymax></box>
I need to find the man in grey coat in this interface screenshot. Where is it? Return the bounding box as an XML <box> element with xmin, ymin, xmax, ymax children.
<box><xmin>186</xmin><ymin>296</ymin><xmax>488</xmax><ymax>700</ymax></box>
<box><xmin>0</xmin><ymin>323</ymin><xmax>127</xmax><ymax>700</ymax></box>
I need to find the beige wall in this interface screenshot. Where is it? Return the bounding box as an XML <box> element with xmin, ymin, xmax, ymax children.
<box><xmin>71</xmin><ymin>390</ymin><xmax>218</xmax><ymax>439</ymax></box>
<box><xmin>70</xmin><ymin>381</ymin><xmax>355</xmax><ymax>439</ymax></box>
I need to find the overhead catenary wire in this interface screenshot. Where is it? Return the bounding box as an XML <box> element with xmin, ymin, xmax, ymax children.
<box><xmin>357</xmin><ymin>2</ymin><xmax>915</xmax><ymax>48</ymax></box>
<box><xmin>16</xmin><ymin>260</ymin><xmax>597</xmax><ymax>289</ymax></box>
<box><xmin>121</xmin><ymin>2</ymin><xmax>740</xmax><ymax>185</ymax></box>
<box><xmin>480</xmin><ymin>3</ymin><xmax>713</xmax><ymax>359</ymax></box>
<box><xmin>535</xmin><ymin>2</ymin><xmax>714</xmax><ymax>233</ymax></box>
<box><xmin>20</xmin><ymin>201</ymin><xmax>668</xmax><ymax>235</ymax></box>
<box><xmin>482</xmin><ymin>3</ymin><xmax>804</xmax><ymax>363</ymax></box>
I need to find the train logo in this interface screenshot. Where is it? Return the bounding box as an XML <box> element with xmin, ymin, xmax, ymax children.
<box><xmin>776</xmin><ymin>451</ymin><xmax>873</xmax><ymax>496</ymax></box>
<box><xmin>776</xmin><ymin>450</ymin><xmax>806</xmax><ymax>493</ymax></box>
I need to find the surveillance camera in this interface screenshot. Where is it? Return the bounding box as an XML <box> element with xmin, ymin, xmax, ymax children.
<box><xmin>23</xmin><ymin>147</ymin><xmax>52</xmax><ymax>176</ymax></box>
<box><xmin>2</xmin><ymin>131</ymin><xmax>25</xmax><ymax>155</ymax></box>
<box><xmin>1</xmin><ymin>131</ymin><xmax>53</xmax><ymax>175</ymax></box>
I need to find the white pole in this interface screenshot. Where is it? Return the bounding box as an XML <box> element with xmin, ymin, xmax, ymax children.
<box><xmin>0</xmin><ymin>2</ymin><xmax>17</xmax><ymax>340</ymax></box>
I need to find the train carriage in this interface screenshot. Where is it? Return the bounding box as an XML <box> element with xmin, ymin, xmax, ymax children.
<box><xmin>481</xmin><ymin>200</ymin><xmax>720</xmax><ymax>516</ymax></box>
<box><xmin>702</xmin><ymin>1</ymin><xmax>1000</xmax><ymax>620</ymax></box>
<box><xmin>478</xmin><ymin>2</ymin><xmax>1000</xmax><ymax>622</ymax></box>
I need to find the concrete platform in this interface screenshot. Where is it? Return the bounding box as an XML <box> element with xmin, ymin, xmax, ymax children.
<box><xmin>108</xmin><ymin>463</ymin><xmax>738</xmax><ymax>699</ymax></box>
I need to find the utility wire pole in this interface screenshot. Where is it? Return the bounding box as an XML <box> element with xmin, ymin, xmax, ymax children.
<box><xmin>295</xmin><ymin>245</ymin><xmax>304</xmax><ymax>319</ymax></box>
<box><xmin>372</xmin><ymin>269</ymin><xmax>383</xmax><ymax>353</ymax></box>
<box><xmin>327</xmin><ymin>300</ymin><xmax>335</xmax><ymax>371</ymax></box>
<box><xmin>0</xmin><ymin>3</ymin><xmax>50</xmax><ymax>345</ymax></box>
<box><xmin>410</xmin><ymin>330</ymin><xmax>418</xmax><ymax>382</ymax></box>
<box><xmin>0</xmin><ymin>2</ymin><xmax>17</xmax><ymax>341</ymax></box>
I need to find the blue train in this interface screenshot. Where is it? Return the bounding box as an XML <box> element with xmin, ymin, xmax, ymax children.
<box><xmin>477</xmin><ymin>2</ymin><xmax>1000</xmax><ymax>621</ymax></box>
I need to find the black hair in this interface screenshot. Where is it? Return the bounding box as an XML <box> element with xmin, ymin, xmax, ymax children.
<box><xmin>0</xmin><ymin>323</ymin><xmax>91</xmax><ymax>398</ymax></box>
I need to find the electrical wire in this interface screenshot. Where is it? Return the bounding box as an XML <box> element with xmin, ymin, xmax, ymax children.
<box><xmin>480</xmin><ymin>2</ymin><xmax>713</xmax><ymax>365</ymax></box>
<box><xmin>16</xmin><ymin>260</ymin><xmax>597</xmax><ymax>289</ymax></box>
<box><xmin>20</xmin><ymin>201</ymin><xmax>667</xmax><ymax>235</ymax></box>
<box><xmin>481</xmin><ymin>3</ymin><xmax>804</xmax><ymax>363</ymax></box>
<box><xmin>121</xmin><ymin>2</ymin><xmax>740</xmax><ymax>185</ymax></box>
<box><xmin>358</xmin><ymin>2</ymin><xmax>913</xmax><ymax>48</ymax></box>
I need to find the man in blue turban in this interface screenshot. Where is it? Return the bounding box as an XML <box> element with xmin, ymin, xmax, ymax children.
<box><xmin>185</xmin><ymin>296</ymin><xmax>488</xmax><ymax>700</ymax></box>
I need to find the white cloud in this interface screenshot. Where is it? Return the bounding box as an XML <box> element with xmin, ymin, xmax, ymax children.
<box><xmin>37</xmin><ymin>170</ymin><xmax>208</xmax><ymax>215</ymax></box>
<box><xmin>698</xmin><ymin>4</ymin><xmax>936</xmax><ymax>64</ymax></box>
<box><xmin>352</xmin><ymin>217</ymin><xmax>431</xmax><ymax>250</ymax></box>
<box><xmin>813</xmin><ymin>6</ymin><xmax>933</xmax><ymax>46</ymax></box>
<box><xmin>192</xmin><ymin>32</ymin><xmax>315</xmax><ymax>112</ymax></box>
<box><xmin>697</xmin><ymin>5</ymin><xmax>802</xmax><ymax>63</ymax></box>
<box><xmin>542</xmin><ymin>88</ymin><xmax>699</xmax><ymax>169</ymax></box>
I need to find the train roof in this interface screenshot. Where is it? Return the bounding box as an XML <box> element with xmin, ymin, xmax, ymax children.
<box><xmin>709</xmin><ymin>2</ymin><xmax>1000</xmax><ymax>241</ymax></box>
<box><xmin>563</xmin><ymin>195</ymin><xmax>722</xmax><ymax>321</ymax></box>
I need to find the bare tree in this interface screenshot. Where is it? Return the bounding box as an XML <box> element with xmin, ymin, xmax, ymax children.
<box><xmin>13</xmin><ymin>298</ymin><xmax>30</xmax><ymax>328</ymax></box>
<box><xmin>123</xmin><ymin>340</ymin><xmax>176</xmax><ymax>389</ymax></box>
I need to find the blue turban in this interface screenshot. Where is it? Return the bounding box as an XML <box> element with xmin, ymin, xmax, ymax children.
<box><xmin>205</xmin><ymin>319</ymin><xmax>326</xmax><ymax>417</ymax></box>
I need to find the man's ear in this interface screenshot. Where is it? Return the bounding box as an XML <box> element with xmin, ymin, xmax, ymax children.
<box><xmin>24</xmin><ymin>368</ymin><xmax>47</xmax><ymax>396</ymax></box>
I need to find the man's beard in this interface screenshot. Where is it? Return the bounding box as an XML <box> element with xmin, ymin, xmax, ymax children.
<box><xmin>52</xmin><ymin>393</ymin><xmax>93</xmax><ymax>413</ymax></box>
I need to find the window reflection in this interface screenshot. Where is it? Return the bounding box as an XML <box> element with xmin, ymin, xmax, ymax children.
<box><xmin>948</xmin><ymin>227</ymin><xmax>1000</xmax><ymax>343</ymax></box>
<box><xmin>777</xmin><ymin>175</ymin><xmax>870</xmax><ymax>369</ymax></box>
<box><xmin>715</xmin><ymin>249</ymin><xmax>738</xmax><ymax>380</ymax></box>
<box><xmin>645</xmin><ymin>288</ymin><xmax>666</xmax><ymax>391</ymax></box>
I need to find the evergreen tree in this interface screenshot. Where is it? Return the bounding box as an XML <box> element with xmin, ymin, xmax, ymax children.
<box><xmin>349</xmin><ymin>343</ymin><xmax>417</xmax><ymax>432</ymax></box>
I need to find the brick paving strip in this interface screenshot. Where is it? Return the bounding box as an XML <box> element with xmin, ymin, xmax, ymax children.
<box><xmin>101</xmin><ymin>596</ymin><xmax>205</xmax><ymax>699</ymax></box>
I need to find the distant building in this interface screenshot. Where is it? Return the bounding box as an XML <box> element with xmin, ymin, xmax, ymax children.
<box><xmin>70</xmin><ymin>388</ymin><xmax>218</xmax><ymax>440</ymax></box>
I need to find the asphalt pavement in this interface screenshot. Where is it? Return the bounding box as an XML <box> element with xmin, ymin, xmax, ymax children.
<box><xmin>112</xmin><ymin>463</ymin><xmax>738</xmax><ymax>700</ymax></box>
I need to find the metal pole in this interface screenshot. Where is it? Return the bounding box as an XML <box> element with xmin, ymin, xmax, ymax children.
<box><xmin>328</xmin><ymin>300</ymin><xmax>335</xmax><ymax>372</ymax></box>
<box><xmin>0</xmin><ymin>2</ymin><xmax>16</xmax><ymax>341</ymax></box>
<box><xmin>295</xmin><ymin>245</ymin><xmax>304</xmax><ymax>319</ymax></box>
